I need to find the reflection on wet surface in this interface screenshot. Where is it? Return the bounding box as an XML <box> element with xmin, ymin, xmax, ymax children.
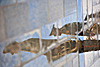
<box><xmin>50</xmin><ymin>22</ymin><xmax>100</xmax><ymax>36</ymax></box>
<box><xmin>49</xmin><ymin>22</ymin><xmax>82</xmax><ymax>36</ymax></box>
<box><xmin>2</xmin><ymin>36</ymin><xmax>79</xmax><ymax>62</ymax></box>
<box><xmin>0</xmin><ymin>43</ymin><xmax>20</xmax><ymax>67</ymax></box>
<box><xmin>2</xmin><ymin>21</ymin><xmax>100</xmax><ymax>64</ymax></box>
<box><xmin>1</xmin><ymin>12</ymin><xmax>100</xmax><ymax>66</ymax></box>
<box><xmin>84</xmin><ymin>11</ymin><xmax>100</xmax><ymax>21</ymax></box>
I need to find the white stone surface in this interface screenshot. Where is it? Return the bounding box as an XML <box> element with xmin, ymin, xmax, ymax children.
<box><xmin>73</xmin><ymin>56</ymin><xmax>79</xmax><ymax>67</ymax></box>
<box><xmin>79</xmin><ymin>53</ymin><xmax>85</xmax><ymax>67</ymax></box>
<box><xmin>93</xmin><ymin>51</ymin><xmax>99</xmax><ymax>62</ymax></box>
<box><xmin>91</xmin><ymin>58</ymin><xmax>100</xmax><ymax>67</ymax></box>
<box><xmin>84</xmin><ymin>51</ymin><xmax>94</xmax><ymax>67</ymax></box>
<box><xmin>64</xmin><ymin>60</ymin><xmax>73</xmax><ymax>67</ymax></box>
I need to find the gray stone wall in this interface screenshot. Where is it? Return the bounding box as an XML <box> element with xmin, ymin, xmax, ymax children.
<box><xmin>0</xmin><ymin>7</ymin><xmax>6</xmax><ymax>42</ymax></box>
<box><xmin>0</xmin><ymin>0</ymin><xmax>64</xmax><ymax>43</ymax></box>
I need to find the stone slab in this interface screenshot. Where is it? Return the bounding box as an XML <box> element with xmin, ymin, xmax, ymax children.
<box><xmin>29</xmin><ymin>0</ymin><xmax>48</xmax><ymax>30</ymax></box>
<box><xmin>4</xmin><ymin>3</ymin><xmax>30</xmax><ymax>38</ymax></box>
<box><xmin>0</xmin><ymin>0</ymin><xmax>16</xmax><ymax>6</ymax></box>
<box><xmin>48</xmin><ymin>0</ymin><xmax>63</xmax><ymax>22</ymax></box>
<box><xmin>64</xmin><ymin>0</ymin><xmax>77</xmax><ymax>16</ymax></box>
<box><xmin>0</xmin><ymin>7</ymin><xmax>6</xmax><ymax>42</ymax></box>
<box><xmin>84</xmin><ymin>51</ymin><xmax>93</xmax><ymax>67</ymax></box>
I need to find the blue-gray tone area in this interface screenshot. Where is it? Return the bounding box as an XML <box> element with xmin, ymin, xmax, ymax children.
<box><xmin>4</xmin><ymin>3</ymin><xmax>30</xmax><ymax>38</ymax></box>
<box><xmin>0</xmin><ymin>0</ymin><xmax>16</xmax><ymax>6</ymax></box>
<box><xmin>29</xmin><ymin>0</ymin><xmax>48</xmax><ymax>30</ymax></box>
<box><xmin>0</xmin><ymin>0</ymin><xmax>84</xmax><ymax>67</ymax></box>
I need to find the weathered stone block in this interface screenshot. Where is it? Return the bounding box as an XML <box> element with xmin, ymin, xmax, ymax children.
<box><xmin>85</xmin><ymin>52</ymin><xmax>93</xmax><ymax>67</ymax></box>
<box><xmin>4</xmin><ymin>3</ymin><xmax>30</xmax><ymax>38</ymax></box>
<box><xmin>29</xmin><ymin>0</ymin><xmax>48</xmax><ymax>30</ymax></box>
<box><xmin>0</xmin><ymin>0</ymin><xmax>16</xmax><ymax>6</ymax></box>
<box><xmin>65</xmin><ymin>0</ymin><xmax>76</xmax><ymax>16</ymax></box>
<box><xmin>0</xmin><ymin>7</ymin><xmax>6</xmax><ymax>42</ymax></box>
<box><xmin>17</xmin><ymin>0</ymin><xmax>29</xmax><ymax>3</ymax></box>
<box><xmin>73</xmin><ymin>56</ymin><xmax>78</xmax><ymax>67</ymax></box>
<box><xmin>48</xmin><ymin>0</ymin><xmax>63</xmax><ymax>22</ymax></box>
